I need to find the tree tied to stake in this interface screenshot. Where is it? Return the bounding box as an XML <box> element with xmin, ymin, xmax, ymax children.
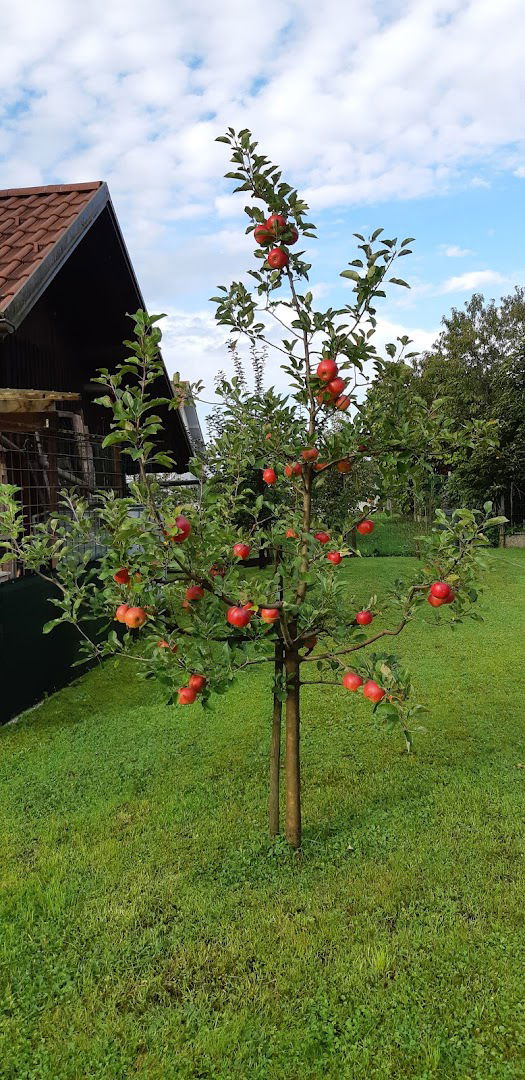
<box><xmin>0</xmin><ymin>130</ymin><xmax>504</xmax><ymax>849</ymax></box>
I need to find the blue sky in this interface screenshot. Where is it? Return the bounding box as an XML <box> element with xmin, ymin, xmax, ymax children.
<box><xmin>0</xmin><ymin>0</ymin><xmax>524</xmax><ymax>409</ymax></box>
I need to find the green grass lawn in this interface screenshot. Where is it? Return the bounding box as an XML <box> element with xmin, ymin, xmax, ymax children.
<box><xmin>1</xmin><ymin>550</ymin><xmax>525</xmax><ymax>1079</ymax></box>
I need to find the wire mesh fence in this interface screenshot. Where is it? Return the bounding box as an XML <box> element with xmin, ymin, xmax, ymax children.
<box><xmin>0</xmin><ymin>424</ymin><xmax>125</xmax><ymax>582</ymax></box>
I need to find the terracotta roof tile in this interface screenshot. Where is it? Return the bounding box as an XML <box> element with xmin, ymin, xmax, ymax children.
<box><xmin>0</xmin><ymin>181</ymin><xmax>103</xmax><ymax>312</ymax></box>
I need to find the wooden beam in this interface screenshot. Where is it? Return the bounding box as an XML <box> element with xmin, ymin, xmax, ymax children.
<box><xmin>0</xmin><ymin>389</ymin><xmax>81</xmax><ymax>414</ymax></box>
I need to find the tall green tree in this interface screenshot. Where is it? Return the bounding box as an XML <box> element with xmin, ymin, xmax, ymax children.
<box><xmin>415</xmin><ymin>289</ymin><xmax>525</xmax><ymax>512</ymax></box>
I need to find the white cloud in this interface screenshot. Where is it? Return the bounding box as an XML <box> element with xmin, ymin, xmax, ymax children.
<box><xmin>374</xmin><ymin>318</ymin><xmax>437</xmax><ymax>357</ymax></box>
<box><xmin>514</xmin><ymin>166</ymin><xmax>525</xmax><ymax>178</ymax></box>
<box><xmin>1</xmin><ymin>0</ymin><xmax>524</xmax><ymax>419</ymax></box>
<box><xmin>440</xmin><ymin>270</ymin><xmax>506</xmax><ymax>294</ymax></box>
<box><xmin>439</xmin><ymin>244</ymin><xmax>473</xmax><ymax>257</ymax></box>
<box><xmin>0</xmin><ymin>0</ymin><xmax>524</xmax><ymax>224</ymax></box>
<box><xmin>470</xmin><ymin>177</ymin><xmax>491</xmax><ymax>189</ymax></box>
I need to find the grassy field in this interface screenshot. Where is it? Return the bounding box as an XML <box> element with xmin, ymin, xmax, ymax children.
<box><xmin>1</xmin><ymin>550</ymin><xmax>525</xmax><ymax>1079</ymax></box>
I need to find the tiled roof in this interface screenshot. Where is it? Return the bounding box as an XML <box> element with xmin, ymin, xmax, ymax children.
<box><xmin>0</xmin><ymin>182</ymin><xmax>103</xmax><ymax>313</ymax></box>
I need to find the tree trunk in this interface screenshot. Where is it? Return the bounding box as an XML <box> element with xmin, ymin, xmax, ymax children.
<box><xmin>284</xmin><ymin>647</ymin><xmax>301</xmax><ymax>848</ymax></box>
<box><xmin>269</xmin><ymin>641</ymin><xmax>283</xmax><ymax>837</ymax></box>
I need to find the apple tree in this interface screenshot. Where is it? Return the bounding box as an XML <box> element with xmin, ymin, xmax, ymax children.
<box><xmin>0</xmin><ymin>131</ymin><xmax>503</xmax><ymax>848</ymax></box>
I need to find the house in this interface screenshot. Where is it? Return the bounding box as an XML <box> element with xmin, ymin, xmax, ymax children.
<box><xmin>0</xmin><ymin>181</ymin><xmax>202</xmax><ymax>720</ymax></box>
<box><xmin>0</xmin><ymin>181</ymin><xmax>196</xmax><ymax>545</ymax></box>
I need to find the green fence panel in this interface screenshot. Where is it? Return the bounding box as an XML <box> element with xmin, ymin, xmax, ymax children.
<box><xmin>0</xmin><ymin>576</ymin><xmax>88</xmax><ymax>723</ymax></box>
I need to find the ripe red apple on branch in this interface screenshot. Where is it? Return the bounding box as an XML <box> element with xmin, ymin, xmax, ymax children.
<box><xmin>188</xmin><ymin>674</ymin><xmax>207</xmax><ymax>692</ymax></box>
<box><xmin>316</xmin><ymin>358</ymin><xmax>338</xmax><ymax>382</ymax></box>
<box><xmin>232</xmin><ymin>542</ymin><xmax>250</xmax><ymax>560</ymax></box>
<box><xmin>342</xmin><ymin>672</ymin><xmax>364</xmax><ymax>691</ymax></box>
<box><xmin>267</xmin><ymin>248</ymin><xmax>288</xmax><ymax>270</ymax></box>
<box><xmin>326</xmin><ymin>552</ymin><xmax>342</xmax><ymax>565</ymax></box>
<box><xmin>178</xmin><ymin>686</ymin><xmax>197</xmax><ymax>705</ymax></box>
<box><xmin>260</xmin><ymin>608</ymin><xmax>280</xmax><ymax>623</ymax></box>
<box><xmin>362</xmin><ymin>680</ymin><xmax>386</xmax><ymax>703</ymax></box>
<box><xmin>123</xmin><ymin>606</ymin><xmax>147</xmax><ymax>629</ymax></box>
<box><xmin>227</xmin><ymin>606</ymin><xmax>252</xmax><ymax>628</ymax></box>
<box><xmin>185</xmin><ymin>585</ymin><xmax>205</xmax><ymax>602</ymax></box>
<box><xmin>284</xmin><ymin>462</ymin><xmax>302</xmax><ymax>478</ymax></box>
<box><xmin>165</xmin><ymin>514</ymin><xmax>191</xmax><ymax>543</ymax></box>
<box><xmin>355</xmin><ymin>610</ymin><xmax>373</xmax><ymax>626</ymax></box>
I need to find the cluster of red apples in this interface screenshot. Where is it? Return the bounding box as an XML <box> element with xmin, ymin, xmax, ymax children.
<box><xmin>427</xmin><ymin>580</ymin><xmax>455</xmax><ymax>607</ymax></box>
<box><xmin>253</xmin><ymin>212</ymin><xmax>299</xmax><ymax>271</ymax></box>
<box><xmin>342</xmin><ymin>579</ymin><xmax>456</xmax><ymax>703</ymax></box>
<box><xmin>315</xmin><ymin>356</ymin><xmax>351</xmax><ymax>413</ymax></box>
<box><xmin>110</xmin><ymin>509</ymin><xmax>400</xmax><ymax>708</ymax></box>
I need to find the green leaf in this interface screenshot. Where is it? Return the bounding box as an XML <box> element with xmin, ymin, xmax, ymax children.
<box><xmin>389</xmin><ymin>277</ymin><xmax>410</xmax><ymax>288</ymax></box>
<box><xmin>102</xmin><ymin>431</ymin><xmax>133</xmax><ymax>448</ymax></box>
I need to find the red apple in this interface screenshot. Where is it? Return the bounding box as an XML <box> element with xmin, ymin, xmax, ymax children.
<box><xmin>316</xmin><ymin>388</ymin><xmax>334</xmax><ymax>405</ymax></box>
<box><xmin>313</xmin><ymin>462</ymin><xmax>326</xmax><ymax>471</ymax></box>
<box><xmin>443</xmin><ymin>590</ymin><xmax>456</xmax><ymax>604</ymax></box>
<box><xmin>123</xmin><ymin>606</ymin><xmax>147</xmax><ymax>629</ymax></box>
<box><xmin>335</xmin><ymin>395</ymin><xmax>351</xmax><ymax>411</ymax></box>
<box><xmin>358</xmin><ymin>444</ymin><xmax>367</xmax><ymax>452</ymax></box>
<box><xmin>316</xmin><ymin>358</ymin><xmax>338</xmax><ymax>382</ymax></box>
<box><xmin>233</xmin><ymin>542</ymin><xmax>250</xmax><ymax>560</ymax></box>
<box><xmin>185</xmin><ymin>585</ymin><xmax>204</xmax><ymax>602</ymax></box>
<box><xmin>188</xmin><ymin>674</ymin><xmax>206</xmax><ymax>693</ymax></box>
<box><xmin>326</xmin><ymin>376</ymin><xmax>346</xmax><ymax>398</ymax></box>
<box><xmin>265</xmin><ymin>431</ymin><xmax>272</xmax><ymax>441</ymax></box>
<box><xmin>157</xmin><ymin>639</ymin><xmax>178</xmax><ymax>653</ymax></box>
<box><xmin>178</xmin><ymin>686</ymin><xmax>197</xmax><ymax>705</ymax></box>
<box><xmin>342</xmin><ymin>672</ymin><xmax>364</xmax><ymax>692</ymax></box>
<box><xmin>430</xmin><ymin>581</ymin><xmax>451</xmax><ymax>600</ymax></box>
<box><xmin>301</xmin><ymin>447</ymin><xmax>319</xmax><ymax>462</ymax></box>
<box><xmin>286</xmin><ymin>528</ymin><xmax>298</xmax><ymax>539</ymax></box>
<box><xmin>254</xmin><ymin>223</ymin><xmax>272</xmax><ymax>245</ymax></box>
<box><xmin>303</xmin><ymin>634</ymin><xmax>317</xmax><ymax>649</ymax></box>
<box><xmin>262</xmin><ymin>467</ymin><xmax>277</xmax><ymax>485</ymax></box>
<box><xmin>327</xmin><ymin>552</ymin><xmax>342</xmax><ymax>565</ymax></box>
<box><xmin>260</xmin><ymin>607</ymin><xmax>279</xmax><ymax>623</ymax></box>
<box><xmin>166</xmin><ymin>514</ymin><xmax>191</xmax><ymax>543</ymax></box>
<box><xmin>210</xmin><ymin>564</ymin><xmax>226</xmax><ymax>578</ymax></box>
<box><xmin>267</xmin><ymin>248</ymin><xmax>289</xmax><ymax>270</ymax></box>
<box><xmin>357</xmin><ymin>519</ymin><xmax>374</xmax><ymax>535</ymax></box>
<box><xmin>114</xmin><ymin>603</ymin><xmax>130</xmax><ymax>623</ymax></box>
<box><xmin>226</xmin><ymin>606</ymin><xmax>252</xmax><ymax>628</ymax></box>
<box><xmin>355</xmin><ymin>610</ymin><xmax>373</xmax><ymax>626</ymax></box>
<box><xmin>284</xmin><ymin>462</ymin><xmax>302</xmax><ymax>478</ymax></box>
<box><xmin>314</xmin><ymin>531</ymin><xmax>330</xmax><ymax>544</ymax></box>
<box><xmin>362</xmin><ymin>679</ymin><xmax>385</xmax><ymax>703</ymax></box>
<box><xmin>337</xmin><ymin>460</ymin><xmax>352</xmax><ymax>474</ymax></box>
<box><xmin>267</xmin><ymin>213</ymin><xmax>287</xmax><ymax>233</ymax></box>
<box><xmin>284</xmin><ymin>225</ymin><xmax>299</xmax><ymax>245</ymax></box>
<box><xmin>113</xmin><ymin>568</ymin><xmax>130</xmax><ymax>585</ymax></box>
<box><xmin>182</xmin><ymin>599</ymin><xmax>191</xmax><ymax>611</ymax></box>
<box><xmin>427</xmin><ymin>594</ymin><xmax>444</xmax><ymax>607</ymax></box>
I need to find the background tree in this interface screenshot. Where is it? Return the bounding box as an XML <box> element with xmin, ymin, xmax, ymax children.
<box><xmin>414</xmin><ymin>289</ymin><xmax>525</xmax><ymax>514</ymax></box>
<box><xmin>0</xmin><ymin>131</ymin><xmax>502</xmax><ymax>849</ymax></box>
